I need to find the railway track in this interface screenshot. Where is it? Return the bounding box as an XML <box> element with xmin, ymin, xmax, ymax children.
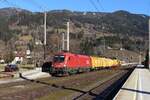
<box><xmin>72</xmin><ymin>66</ymin><xmax>135</xmax><ymax>100</ymax></box>
<box><xmin>0</xmin><ymin>65</ymin><xmax>135</xmax><ymax>100</ymax></box>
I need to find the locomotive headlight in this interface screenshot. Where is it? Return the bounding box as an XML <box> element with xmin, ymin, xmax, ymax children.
<box><xmin>63</xmin><ymin>64</ymin><xmax>66</xmax><ymax>67</ymax></box>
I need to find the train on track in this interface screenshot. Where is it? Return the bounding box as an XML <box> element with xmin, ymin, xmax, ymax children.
<box><xmin>42</xmin><ymin>52</ymin><xmax>121</xmax><ymax>76</ymax></box>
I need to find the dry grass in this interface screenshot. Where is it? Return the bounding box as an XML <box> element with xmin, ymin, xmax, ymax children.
<box><xmin>19</xmin><ymin>35</ymin><xmax>33</xmax><ymax>41</ymax></box>
<box><xmin>19</xmin><ymin>64</ymin><xmax>35</xmax><ymax>70</ymax></box>
<box><xmin>0</xmin><ymin>64</ymin><xmax>5</xmax><ymax>71</ymax></box>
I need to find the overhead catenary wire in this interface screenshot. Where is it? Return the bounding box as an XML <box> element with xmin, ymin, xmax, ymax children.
<box><xmin>89</xmin><ymin>0</ymin><xmax>100</xmax><ymax>12</ymax></box>
<box><xmin>0</xmin><ymin>0</ymin><xmax>20</xmax><ymax>8</ymax></box>
<box><xmin>0</xmin><ymin>0</ymin><xmax>21</xmax><ymax>25</ymax></box>
<box><xmin>97</xmin><ymin>0</ymin><xmax>105</xmax><ymax>11</ymax></box>
<box><xmin>0</xmin><ymin>0</ymin><xmax>48</xmax><ymax>12</ymax></box>
<box><xmin>25</xmin><ymin>0</ymin><xmax>49</xmax><ymax>12</ymax></box>
<box><xmin>0</xmin><ymin>0</ymin><xmax>49</xmax><ymax>61</ymax></box>
<box><xmin>89</xmin><ymin>0</ymin><xmax>106</xmax><ymax>53</ymax></box>
<box><xmin>24</xmin><ymin>0</ymin><xmax>49</xmax><ymax>61</ymax></box>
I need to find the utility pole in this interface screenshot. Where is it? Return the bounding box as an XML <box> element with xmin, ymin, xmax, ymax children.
<box><xmin>61</xmin><ymin>22</ymin><xmax>70</xmax><ymax>51</ymax></box>
<box><xmin>44</xmin><ymin>12</ymin><xmax>47</xmax><ymax>61</ymax></box>
<box><xmin>103</xmin><ymin>33</ymin><xmax>106</xmax><ymax>52</ymax></box>
<box><xmin>62</xmin><ymin>32</ymin><xmax>65</xmax><ymax>50</ymax></box>
<box><xmin>44</xmin><ymin>12</ymin><xmax>47</xmax><ymax>46</ymax></box>
<box><xmin>139</xmin><ymin>52</ymin><xmax>142</xmax><ymax>64</ymax></box>
<box><xmin>102</xmin><ymin>24</ymin><xmax>106</xmax><ymax>54</ymax></box>
<box><xmin>67</xmin><ymin>22</ymin><xmax>70</xmax><ymax>51</ymax></box>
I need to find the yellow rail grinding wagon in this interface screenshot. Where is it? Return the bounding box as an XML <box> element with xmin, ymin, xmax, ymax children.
<box><xmin>90</xmin><ymin>56</ymin><xmax>120</xmax><ymax>69</ymax></box>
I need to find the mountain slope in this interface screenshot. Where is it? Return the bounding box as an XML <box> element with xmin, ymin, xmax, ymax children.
<box><xmin>0</xmin><ymin>8</ymin><xmax>149</xmax><ymax>54</ymax></box>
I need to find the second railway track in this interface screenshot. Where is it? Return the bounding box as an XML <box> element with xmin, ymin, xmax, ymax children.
<box><xmin>72</xmin><ymin>66</ymin><xmax>135</xmax><ymax>100</ymax></box>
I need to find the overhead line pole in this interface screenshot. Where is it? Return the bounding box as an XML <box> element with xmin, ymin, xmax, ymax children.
<box><xmin>62</xmin><ymin>32</ymin><xmax>65</xmax><ymax>50</ymax></box>
<box><xmin>67</xmin><ymin>22</ymin><xmax>70</xmax><ymax>51</ymax></box>
<box><xmin>44</xmin><ymin>12</ymin><xmax>47</xmax><ymax>46</ymax></box>
<box><xmin>44</xmin><ymin>12</ymin><xmax>47</xmax><ymax>61</ymax></box>
<box><xmin>25</xmin><ymin>0</ymin><xmax>48</xmax><ymax>62</ymax></box>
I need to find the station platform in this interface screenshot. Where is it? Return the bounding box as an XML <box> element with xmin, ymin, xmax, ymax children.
<box><xmin>114</xmin><ymin>66</ymin><xmax>150</xmax><ymax>100</ymax></box>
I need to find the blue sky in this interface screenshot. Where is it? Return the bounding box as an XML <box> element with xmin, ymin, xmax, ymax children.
<box><xmin>0</xmin><ymin>0</ymin><xmax>150</xmax><ymax>15</ymax></box>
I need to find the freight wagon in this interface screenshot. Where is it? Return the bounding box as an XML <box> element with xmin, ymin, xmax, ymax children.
<box><xmin>42</xmin><ymin>52</ymin><xmax>121</xmax><ymax>76</ymax></box>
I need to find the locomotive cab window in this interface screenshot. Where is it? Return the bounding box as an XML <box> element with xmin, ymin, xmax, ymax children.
<box><xmin>53</xmin><ymin>55</ymin><xmax>65</xmax><ymax>62</ymax></box>
<box><xmin>68</xmin><ymin>57</ymin><xmax>71</xmax><ymax>60</ymax></box>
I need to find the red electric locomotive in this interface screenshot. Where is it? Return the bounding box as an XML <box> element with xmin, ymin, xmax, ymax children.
<box><xmin>42</xmin><ymin>52</ymin><xmax>121</xmax><ymax>76</ymax></box>
<box><xmin>45</xmin><ymin>52</ymin><xmax>92</xmax><ymax>75</ymax></box>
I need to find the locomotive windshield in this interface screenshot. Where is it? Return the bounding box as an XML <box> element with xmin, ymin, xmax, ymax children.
<box><xmin>53</xmin><ymin>55</ymin><xmax>65</xmax><ymax>62</ymax></box>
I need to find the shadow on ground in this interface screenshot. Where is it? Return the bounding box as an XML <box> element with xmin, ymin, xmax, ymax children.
<box><xmin>19</xmin><ymin>69</ymin><xmax>133</xmax><ymax>100</ymax></box>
